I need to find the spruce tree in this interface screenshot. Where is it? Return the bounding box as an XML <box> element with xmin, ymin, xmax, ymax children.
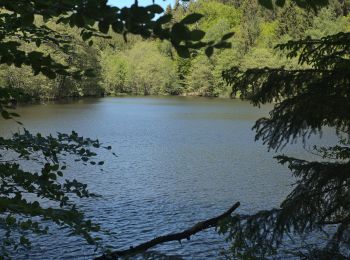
<box><xmin>221</xmin><ymin>1</ymin><xmax>350</xmax><ymax>258</ymax></box>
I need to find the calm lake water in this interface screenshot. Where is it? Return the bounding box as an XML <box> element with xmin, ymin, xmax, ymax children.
<box><xmin>0</xmin><ymin>97</ymin><xmax>335</xmax><ymax>259</ymax></box>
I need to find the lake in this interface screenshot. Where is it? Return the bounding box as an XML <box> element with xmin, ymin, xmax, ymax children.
<box><xmin>0</xmin><ymin>96</ymin><xmax>333</xmax><ymax>259</ymax></box>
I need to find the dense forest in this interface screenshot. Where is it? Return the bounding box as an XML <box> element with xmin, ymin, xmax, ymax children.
<box><xmin>1</xmin><ymin>0</ymin><xmax>349</xmax><ymax>99</ymax></box>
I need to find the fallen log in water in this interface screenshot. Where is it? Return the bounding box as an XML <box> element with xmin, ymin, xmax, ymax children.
<box><xmin>95</xmin><ymin>201</ymin><xmax>240</xmax><ymax>259</ymax></box>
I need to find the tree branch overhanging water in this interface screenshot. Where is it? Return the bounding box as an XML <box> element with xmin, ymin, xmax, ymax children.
<box><xmin>95</xmin><ymin>202</ymin><xmax>240</xmax><ymax>259</ymax></box>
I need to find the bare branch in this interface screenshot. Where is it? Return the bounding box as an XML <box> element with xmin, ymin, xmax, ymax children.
<box><xmin>95</xmin><ymin>202</ymin><xmax>240</xmax><ymax>259</ymax></box>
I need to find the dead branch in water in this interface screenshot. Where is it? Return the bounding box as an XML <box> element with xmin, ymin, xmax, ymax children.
<box><xmin>95</xmin><ymin>201</ymin><xmax>240</xmax><ymax>259</ymax></box>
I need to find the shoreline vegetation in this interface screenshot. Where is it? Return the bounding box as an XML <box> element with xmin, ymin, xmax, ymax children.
<box><xmin>1</xmin><ymin>0</ymin><xmax>349</xmax><ymax>101</ymax></box>
<box><xmin>13</xmin><ymin>93</ymin><xmax>238</xmax><ymax>109</ymax></box>
<box><xmin>13</xmin><ymin>90</ymin><xmax>238</xmax><ymax>106</ymax></box>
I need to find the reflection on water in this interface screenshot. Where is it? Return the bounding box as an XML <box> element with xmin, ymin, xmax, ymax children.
<box><xmin>0</xmin><ymin>96</ymin><xmax>336</xmax><ymax>259</ymax></box>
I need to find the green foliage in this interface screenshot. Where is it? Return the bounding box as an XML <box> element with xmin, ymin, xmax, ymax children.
<box><xmin>0</xmin><ymin>127</ymin><xmax>112</xmax><ymax>256</ymax></box>
<box><xmin>1</xmin><ymin>20</ymin><xmax>103</xmax><ymax>99</ymax></box>
<box><xmin>100</xmin><ymin>41</ymin><xmax>179</xmax><ymax>95</ymax></box>
<box><xmin>96</xmin><ymin>0</ymin><xmax>350</xmax><ymax>99</ymax></box>
<box><xmin>0</xmin><ymin>0</ymin><xmax>225</xmax><ymax>70</ymax></box>
<box><xmin>0</xmin><ymin>0</ymin><xmax>347</xmax><ymax>100</ymax></box>
<box><xmin>222</xmin><ymin>11</ymin><xmax>350</xmax><ymax>260</ymax></box>
<box><xmin>0</xmin><ymin>86</ymin><xmax>114</xmax><ymax>258</ymax></box>
<box><xmin>186</xmin><ymin>56</ymin><xmax>216</xmax><ymax>96</ymax></box>
<box><xmin>276</xmin><ymin>2</ymin><xmax>314</xmax><ymax>39</ymax></box>
<box><xmin>100</xmin><ymin>50</ymin><xmax>128</xmax><ymax>94</ymax></box>
<box><xmin>4</xmin><ymin>0</ymin><xmax>345</xmax><ymax>100</ymax></box>
<box><xmin>187</xmin><ymin>0</ymin><xmax>242</xmax><ymax>31</ymax></box>
<box><xmin>259</xmin><ymin>0</ymin><xmax>329</xmax><ymax>10</ymax></box>
<box><xmin>305</xmin><ymin>6</ymin><xmax>350</xmax><ymax>38</ymax></box>
<box><xmin>256</xmin><ymin>21</ymin><xmax>279</xmax><ymax>48</ymax></box>
<box><xmin>123</xmin><ymin>41</ymin><xmax>178</xmax><ymax>95</ymax></box>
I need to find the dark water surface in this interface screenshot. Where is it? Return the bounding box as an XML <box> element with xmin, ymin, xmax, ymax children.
<box><xmin>0</xmin><ymin>97</ymin><xmax>335</xmax><ymax>259</ymax></box>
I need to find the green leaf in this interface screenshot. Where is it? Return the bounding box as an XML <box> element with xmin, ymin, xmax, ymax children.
<box><xmin>1</xmin><ymin>54</ymin><xmax>14</xmax><ymax>65</ymax></box>
<box><xmin>205</xmin><ymin>46</ymin><xmax>214</xmax><ymax>57</ymax></box>
<box><xmin>258</xmin><ymin>0</ymin><xmax>273</xmax><ymax>9</ymax></box>
<box><xmin>20</xmin><ymin>236</ymin><xmax>30</xmax><ymax>246</ymax></box>
<box><xmin>84</xmin><ymin>69</ymin><xmax>96</xmax><ymax>77</ymax></box>
<box><xmin>41</xmin><ymin>67</ymin><xmax>56</xmax><ymax>79</ymax></box>
<box><xmin>214</xmin><ymin>41</ymin><xmax>232</xmax><ymax>49</ymax></box>
<box><xmin>275</xmin><ymin>0</ymin><xmax>286</xmax><ymax>7</ymax></box>
<box><xmin>82</xmin><ymin>31</ymin><xmax>93</xmax><ymax>41</ymax></box>
<box><xmin>112</xmin><ymin>22</ymin><xmax>123</xmax><ymax>33</ymax></box>
<box><xmin>146</xmin><ymin>4</ymin><xmax>164</xmax><ymax>14</ymax></box>
<box><xmin>175</xmin><ymin>45</ymin><xmax>190</xmax><ymax>58</ymax></box>
<box><xmin>1</xmin><ymin>110</ymin><xmax>10</xmax><ymax>119</ymax></box>
<box><xmin>9</xmin><ymin>112</ymin><xmax>20</xmax><ymax>117</ymax></box>
<box><xmin>52</xmin><ymin>164</ymin><xmax>59</xmax><ymax>171</ymax></box>
<box><xmin>221</xmin><ymin>32</ymin><xmax>235</xmax><ymax>41</ymax></box>
<box><xmin>6</xmin><ymin>216</ymin><xmax>16</xmax><ymax>226</ymax></box>
<box><xmin>189</xmin><ymin>30</ymin><xmax>205</xmax><ymax>41</ymax></box>
<box><xmin>35</xmin><ymin>39</ymin><xmax>41</xmax><ymax>47</ymax></box>
<box><xmin>156</xmin><ymin>14</ymin><xmax>172</xmax><ymax>24</ymax></box>
<box><xmin>98</xmin><ymin>21</ymin><xmax>110</xmax><ymax>34</ymax></box>
<box><xmin>21</xmin><ymin>13</ymin><xmax>34</xmax><ymax>25</ymax></box>
<box><xmin>74</xmin><ymin>14</ymin><xmax>85</xmax><ymax>27</ymax></box>
<box><xmin>180</xmin><ymin>13</ymin><xmax>203</xmax><ymax>24</ymax></box>
<box><xmin>171</xmin><ymin>23</ymin><xmax>188</xmax><ymax>42</ymax></box>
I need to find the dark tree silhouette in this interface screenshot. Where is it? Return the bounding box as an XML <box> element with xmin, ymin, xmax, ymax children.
<box><xmin>221</xmin><ymin>12</ymin><xmax>350</xmax><ymax>260</ymax></box>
